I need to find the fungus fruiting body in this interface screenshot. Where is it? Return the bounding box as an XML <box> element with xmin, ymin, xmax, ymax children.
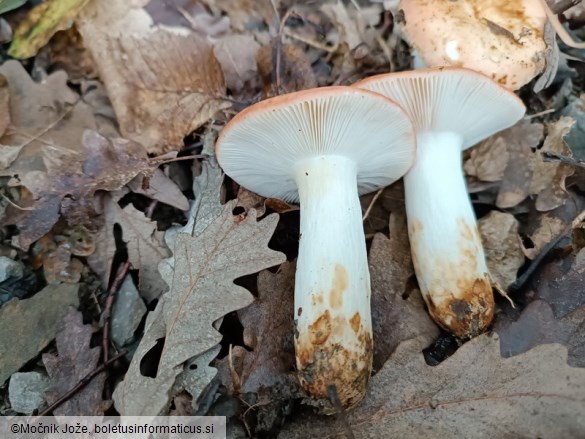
<box><xmin>355</xmin><ymin>68</ymin><xmax>526</xmax><ymax>338</ymax></box>
<box><xmin>398</xmin><ymin>0</ymin><xmax>548</xmax><ymax>90</ymax></box>
<box><xmin>216</xmin><ymin>87</ymin><xmax>415</xmax><ymax>409</ymax></box>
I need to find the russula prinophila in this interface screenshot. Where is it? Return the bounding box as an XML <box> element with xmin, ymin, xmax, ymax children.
<box><xmin>216</xmin><ymin>86</ymin><xmax>415</xmax><ymax>409</ymax></box>
<box><xmin>397</xmin><ymin>0</ymin><xmax>548</xmax><ymax>90</ymax></box>
<box><xmin>355</xmin><ymin>68</ymin><xmax>525</xmax><ymax>338</ymax></box>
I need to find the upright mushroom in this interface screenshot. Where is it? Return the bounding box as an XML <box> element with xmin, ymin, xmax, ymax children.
<box><xmin>355</xmin><ymin>68</ymin><xmax>525</xmax><ymax>338</ymax></box>
<box><xmin>216</xmin><ymin>87</ymin><xmax>415</xmax><ymax>409</ymax></box>
<box><xmin>397</xmin><ymin>0</ymin><xmax>548</xmax><ymax>90</ymax></box>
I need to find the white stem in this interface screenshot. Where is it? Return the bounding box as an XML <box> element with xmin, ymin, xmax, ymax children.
<box><xmin>293</xmin><ymin>155</ymin><xmax>372</xmax><ymax>409</ymax></box>
<box><xmin>404</xmin><ymin>132</ymin><xmax>494</xmax><ymax>337</ymax></box>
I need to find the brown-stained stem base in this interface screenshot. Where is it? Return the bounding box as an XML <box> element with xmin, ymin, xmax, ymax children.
<box><xmin>295</xmin><ymin>312</ymin><xmax>373</xmax><ymax>413</ymax></box>
<box><xmin>425</xmin><ymin>277</ymin><xmax>495</xmax><ymax>339</ymax></box>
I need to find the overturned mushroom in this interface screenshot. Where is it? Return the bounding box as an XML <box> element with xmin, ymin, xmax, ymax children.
<box><xmin>355</xmin><ymin>68</ymin><xmax>525</xmax><ymax>338</ymax></box>
<box><xmin>397</xmin><ymin>0</ymin><xmax>548</xmax><ymax>90</ymax></box>
<box><xmin>216</xmin><ymin>87</ymin><xmax>415</xmax><ymax>409</ymax></box>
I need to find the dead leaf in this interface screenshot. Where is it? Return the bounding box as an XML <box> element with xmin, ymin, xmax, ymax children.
<box><xmin>369</xmin><ymin>211</ymin><xmax>439</xmax><ymax>370</ymax></box>
<box><xmin>174</xmin><ymin>345</ymin><xmax>221</xmax><ymax>412</ymax></box>
<box><xmin>495</xmin><ymin>120</ymin><xmax>544</xmax><ymax>208</ymax></box>
<box><xmin>236</xmin><ymin>187</ymin><xmax>266</xmax><ymax>217</ymax></box>
<box><xmin>88</xmin><ymin>194</ymin><xmax>171</xmax><ymax>303</ymax></box>
<box><xmin>112</xmin><ymin>296</ymin><xmax>173</xmax><ymax>415</ymax></box>
<box><xmin>163</xmin><ymin>203</ymin><xmax>285</xmax><ymax>373</ymax></box>
<box><xmin>113</xmin><ymin>201</ymin><xmax>285</xmax><ymax>415</ymax></box>
<box><xmin>127</xmin><ymin>169</ymin><xmax>190</xmax><ymax>212</ymax></box>
<box><xmin>80</xmin><ymin>80</ymin><xmax>119</xmax><ymax>139</ymax></box>
<box><xmin>46</xmin><ymin>26</ymin><xmax>98</xmax><ymax>82</ymax></box>
<box><xmin>43</xmin><ymin>308</ymin><xmax>110</xmax><ymax>416</ymax></box>
<box><xmin>530</xmin><ymin>116</ymin><xmax>576</xmax><ymax>211</ymax></box>
<box><xmin>478</xmin><ymin>211</ymin><xmax>525</xmax><ymax>287</ymax></box>
<box><xmin>12</xmin><ymin>130</ymin><xmax>154</xmax><ymax>249</ymax></box>
<box><xmin>257</xmin><ymin>43</ymin><xmax>318</xmax><ymax>96</ymax></box>
<box><xmin>213</xmin><ymin>34</ymin><xmax>261</xmax><ymax>93</ymax></box>
<box><xmin>78</xmin><ymin>1</ymin><xmax>231</xmax><ymax>153</ymax></box>
<box><xmin>203</xmin><ymin>0</ymin><xmax>274</xmax><ymax>33</ymax></box>
<box><xmin>0</xmin><ymin>60</ymin><xmax>97</xmax><ymax>176</ymax></box>
<box><xmin>530</xmin><ymin>247</ymin><xmax>585</xmax><ymax>318</ymax></box>
<box><xmin>159</xmin><ymin>162</ymin><xmax>224</xmax><ymax>290</ymax></box>
<box><xmin>464</xmin><ymin>132</ymin><xmax>510</xmax><ymax>182</ymax></box>
<box><xmin>280</xmin><ymin>335</ymin><xmax>585</xmax><ymax>438</ymax></box>
<box><xmin>495</xmin><ymin>300</ymin><xmax>585</xmax><ymax>368</ymax></box>
<box><xmin>522</xmin><ymin>212</ymin><xmax>566</xmax><ymax>259</ymax></box>
<box><xmin>0</xmin><ymin>284</ymin><xmax>79</xmax><ymax>384</ymax></box>
<box><xmin>8</xmin><ymin>0</ymin><xmax>90</xmax><ymax>59</ymax></box>
<box><xmin>0</xmin><ymin>73</ymin><xmax>9</xmax><ymax>137</ymax></box>
<box><xmin>236</xmin><ymin>261</ymin><xmax>297</xmax><ymax>393</ymax></box>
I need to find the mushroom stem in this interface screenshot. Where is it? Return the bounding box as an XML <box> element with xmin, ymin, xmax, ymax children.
<box><xmin>293</xmin><ymin>155</ymin><xmax>372</xmax><ymax>410</ymax></box>
<box><xmin>404</xmin><ymin>132</ymin><xmax>494</xmax><ymax>338</ymax></box>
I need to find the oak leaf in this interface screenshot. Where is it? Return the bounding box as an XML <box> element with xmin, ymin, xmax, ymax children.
<box><xmin>113</xmin><ymin>201</ymin><xmax>285</xmax><ymax>415</ymax></box>
<box><xmin>280</xmin><ymin>335</ymin><xmax>585</xmax><ymax>438</ymax></box>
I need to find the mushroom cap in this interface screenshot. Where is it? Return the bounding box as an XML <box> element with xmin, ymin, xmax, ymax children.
<box><xmin>398</xmin><ymin>0</ymin><xmax>547</xmax><ymax>90</ymax></box>
<box><xmin>354</xmin><ymin>67</ymin><xmax>526</xmax><ymax>150</ymax></box>
<box><xmin>216</xmin><ymin>86</ymin><xmax>415</xmax><ymax>202</ymax></box>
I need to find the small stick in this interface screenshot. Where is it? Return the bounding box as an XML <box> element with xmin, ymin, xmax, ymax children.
<box><xmin>101</xmin><ymin>261</ymin><xmax>130</xmax><ymax>364</ymax></box>
<box><xmin>542</xmin><ymin>151</ymin><xmax>585</xmax><ymax>169</ymax></box>
<box><xmin>524</xmin><ymin>108</ymin><xmax>556</xmax><ymax>119</ymax></box>
<box><xmin>362</xmin><ymin>187</ymin><xmax>385</xmax><ymax>222</ymax></box>
<box><xmin>38</xmin><ymin>350</ymin><xmax>127</xmax><ymax>416</ymax></box>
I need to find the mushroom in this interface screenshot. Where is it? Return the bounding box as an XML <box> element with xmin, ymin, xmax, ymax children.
<box><xmin>355</xmin><ymin>68</ymin><xmax>525</xmax><ymax>338</ymax></box>
<box><xmin>397</xmin><ymin>0</ymin><xmax>548</xmax><ymax>90</ymax></box>
<box><xmin>215</xmin><ymin>86</ymin><xmax>415</xmax><ymax>409</ymax></box>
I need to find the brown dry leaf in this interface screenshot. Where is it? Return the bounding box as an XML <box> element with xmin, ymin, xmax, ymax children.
<box><xmin>257</xmin><ymin>43</ymin><xmax>318</xmax><ymax>96</ymax></box>
<box><xmin>0</xmin><ymin>284</ymin><xmax>79</xmax><ymax>384</ymax></box>
<box><xmin>127</xmin><ymin>169</ymin><xmax>190</xmax><ymax>211</ymax></box>
<box><xmin>522</xmin><ymin>212</ymin><xmax>566</xmax><ymax>259</ymax></box>
<box><xmin>236</xmin><ymin>261</ymin><xmax>297</xmax><ymax>393</ymax></box>
<box><xmin>113</xmin><ymin>201</ymin><xmax>285</xmax><ymax>415</ymax></box>
<box><xmin>13</xmin><ymin>130</ymin><xmax>154</xmax><ymax>249</ymax></box>
<box><xmin>213</xmin><ymin>34</ymin><xmax>261</xmax><ymax>93</ymax></box>
<box><xmin>77</xmin><ymin>1</ymin><xmax>231</xmax><ymax>154</ymax></box>
<box><xmin>47</xmin><ymin>26</ymin><xmax>98</xmax><ymax>82</ymax></box>
<box><xmin>530</xmin><ymin>116</ymin><xmax>576</xmax><ymax>211</ymax></box>
<box><xmin>236</xmin><ymin>186</ymin><xmax>266</xmax><ymax>217</ymax></box>
<box><xmin>203</xmin><ymin>0</ymin><xmax>274</xmax><ymax>33</ymax></box>
<box><xmin>88</xmin><ymin>194</ymin><xmax>171</xmax><ymax>303</ymax></box>
<box><xmin>495</xmin><ymin>300</ymin><xmax>585</xmax><ymax>368</ymax></box>
<box><xmin>464</xmin><ymin>132</ymin><xmax>510</xmax><ymax>182</ymax></box>
<box><xmin>369</xmin><ymin>211</ymin><xmax>439</xmax><ymax>370</ymax></box>
<box><xmin>43</xmin><ymin>308</ymin><xmax>110</xmax><ymax>416</ymax></box>
<box><xmin>280</xmin><ymin>335</ymin><xmax>585</xmax><ymax>438</ymax></box>
<box><xmin>0</xmin><ymin>60</ymin><xmax>97</xmax><ymax>175</ymax></box>
<box><xmin>320</xmin><ymin>2</ymin><xmax>384</xmax><ymax>72</ymax></box>
<box><xmin>495</xmin><ymin>120</ymin><xmax>544</xmax><ymax>209</ymax></box>
<box><xmin>478</xmin><ymin>211</ymin><xmax>525</xmax><ymax>287</ymax></box>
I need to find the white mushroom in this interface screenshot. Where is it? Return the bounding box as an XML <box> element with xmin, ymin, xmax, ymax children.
<box><xmin>355</xmin><ymin>68</ymin><xmax>525</xmax><ymax>338</ymax></box>
<box><xmin>216</xmin><ymin>86</ymin><xmax>415</xmax><ymax>409</ymax></box>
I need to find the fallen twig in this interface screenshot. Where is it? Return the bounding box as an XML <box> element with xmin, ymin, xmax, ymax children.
<box><xmin>38</xmin><ymin>350</ymin><xmax>127</xmax><ymax>416</ymax></box>
<box><xmin>101</xmin><ymin>260</ymin><xmax>130</xmax><ymax>364</ymax></box>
